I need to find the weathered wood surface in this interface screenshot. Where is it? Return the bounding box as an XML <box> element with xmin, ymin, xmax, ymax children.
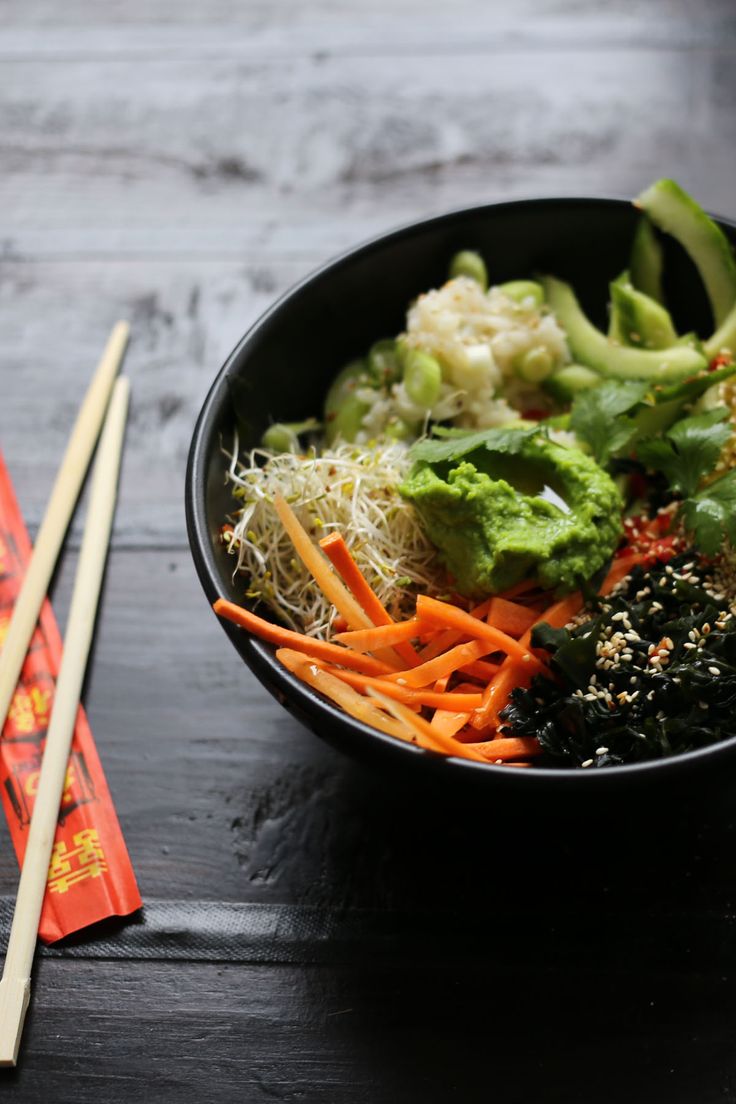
<box><xmin>2</xmin><ymin>0</ymin><xmax>736</xmax><ymax>1100</ymax></box>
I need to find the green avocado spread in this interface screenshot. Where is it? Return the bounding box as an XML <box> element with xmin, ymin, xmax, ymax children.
<box><xmin>400</xmin><ymin>430</ymin><xmax>623</xmax><ymax>596</ymax></box>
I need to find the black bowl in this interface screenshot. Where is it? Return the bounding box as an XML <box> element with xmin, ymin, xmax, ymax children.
<box><xmin>186</xmin><ymin>196</ymin><xmax>736</xmax><ymax>795</ymax></box>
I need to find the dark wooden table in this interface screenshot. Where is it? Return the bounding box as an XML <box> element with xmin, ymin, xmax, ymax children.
<box><xmin>2</xmin><ymin>2</ymin><xmax>736</xmax><ymax>1099</ymax></box>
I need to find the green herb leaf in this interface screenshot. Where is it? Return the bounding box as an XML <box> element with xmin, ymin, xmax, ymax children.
<box><xmin>680</xmin><ymin>469</ymin><xmax>736</xmax><ymax>554</ymax></box>
<box><xmin>637</xmin><ymin>406</ymin><xmax>732</xmax><ymax>498</ymax></box>
<box><xmin>408</xmin><ymin>424</ymin><xmax>539</xmax><ymax>465</ymax></box>
<box><xmin>569</xmin><ymin>380</ymin><xmax>649</xmax><ymax>465</ymax></box>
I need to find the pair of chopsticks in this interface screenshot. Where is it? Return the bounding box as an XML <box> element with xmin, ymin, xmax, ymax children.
<box><xmin>0</xmin><ymin>323</ymin><xmax>131</xmax><ymax>1066</ymax></box>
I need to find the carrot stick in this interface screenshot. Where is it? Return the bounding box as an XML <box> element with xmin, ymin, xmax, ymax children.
<box><xmin>471</xmin><ymin>556</ymin><xmax>647</xmax><ymax>731</ymax></box>
<box><xmin>213</xmin><ymin>598</ymin><xmax>395</xmax><ymax>677</ymax></box>
<box><xmin>276</xmin><ymin>648</ymin><xmax>409</xmax><ymax>739</ymax></box>
<box><xmin>468</xmin><ymin>736</ymin><xmax>542</xmax><ymax>761</ymax></box>
<box><xmin>273</xmin><ymin>494</ymin><xmax>373</xmax><ymax>631</ymax></box>
<box><xmin>433</xmin><ymin>674</ymin><xmax>450</xmax><ymax>693</ymax></box>
<box><xmin>318</xmin><ymin>532</ymin><xmax>420</xmax><ymax>666</ymax></box>
<box><xmin>416</xmin><ymin>598</ymin><xmax>493</xmax><ymax>662</ymax></box>
<box><xmin>319</xmin><ymin>664</ymin><xmax>483</xmax><ymax>710</ymax></box>
<box><xmin>487</xmin><ymin>597</ymin><xmax>537</xmax><ymax>638</ymax></box>
<box><xmin>459</xmin><ymin>659</ymin><xmax>501</xmax><ymax>682</ymax></box>
<box><xmin>387</xmin><ymin>639</ymin><xmax>490</xmax><ymax>688</ymax></box>
<box><xmin>498</xmin><ymin>579</ymin><xmax>539</xmax><ymax>600</ymax></box>
<box><xmin>365</xmin><ymin>689</ymin><xmax>488</xmax><ymax>761</ymax></box>
<box><xmin>416</xmin><ymin>595</ymin><xmax>536</xmax><ymax>664</ymax></box>
<box><xmin>334</xmin><ymin>618</ymin><xmax>428</xmax><ymax>652</ymax></box>
<box><xmin>600</xmin><ymin>553</ymin><xmax>646</xmax><ymax>595</ymax></box>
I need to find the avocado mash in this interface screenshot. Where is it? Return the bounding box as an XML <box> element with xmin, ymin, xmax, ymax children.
<box><xmin>400</xmin><ymin>431</ymin><xmax>622</xmax><ymax>595</ymax></box>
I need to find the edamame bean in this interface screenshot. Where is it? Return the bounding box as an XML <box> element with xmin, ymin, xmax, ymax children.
<box><xmin>324</xmin><ymin>360</ymin><xmax>372</xmax><ymax>444</ymax></box>
<box><xmin>499</xmin><ymin>280</ymin><xmax>545</xmax><ymax>307</ymax></box>
<box><xmin>403</xmin><ymin>349</ymin><xmax>442</xmax><ymax>408</ymax></box>
<box><xmin>261</xmin><ymin>418</ymin><xmax>321</xmax><ymax>453</ymax></box>
<box><xmin>448</xmin><ymin>250</ymin><xmax>488</xmax><ymax>291</ymax></box>
<box><xmin>514</xmin><ymin>346</ymin><xmax>554</xmax><ymax>383</ymax></box>
<box><xmin>261</xmin><ymin>423</ymin><xmax>299</xmax><ymax>452</ymax></box>
<box><xmin>368</xmin><ymin>339</ymin><xmax>402</xmax><ymax>385</ymax></box>
<box><xmin>384</xmin><ymin>416</ymin><xmax>417</xmax><ymax>441</ymax></box>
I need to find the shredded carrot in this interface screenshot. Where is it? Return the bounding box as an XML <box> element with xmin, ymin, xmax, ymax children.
<box><xmin>487</xmin><ymin>596</ymin><xmax>537</xmax><ymax>638</ymax></box>
<box><xmin>386</xmin><ymin>639</ymin><xmax>490</xmax><ymax>688</ymax></box>
<box><xmin>276</xmin><ymin>648</ymin><xmax>408</xmax><ymax>739</ymax></box>
<box><xmin>318</xmin><ymin>531</ymin><xmax>420</xmax><ymax>666</ymax></box>
<box><xmin>416</xmin><ymin>595</ymin><xmax>536</xmax><ymax>664</ymax></box>
<box><xmin>470</xmin><ymin>656</ymin><xmax>538</xmax><ymax>731</ymax></box>
<box><xmin>319</xmin><ymin>664</ymin><xmax>483</xmax><ymax>711</ymax></box>
<box><xmin>213</xmin><ymin>598</ymin><xmax>395</xmax><ymax>676</ymax></box>
<box><xmin>416</xmin><ymin>598</ymin><xmax>492</xmax><ymax>661</ymax></box>
<box><xmin>600</xmin><ymin>552</ymin><xmax>646</xmax><ymax>595</ymax></box>
<box><xmin>433</xmin><ymin>674</ymin><xmax>450</xmax><ymax>693</ymax></box>
<box><xmin>273</xmin><ymin>494</ymin><xmax>374</xmax><ymax>631</ymax></box>
<box><xmin>365</xmin><ymin>689</ymin><xmax>488</xmax><ymax>761</ymax></box>
<box><xmin>471</xmin><ymin>553</ymin><xmax>648</xmax><ymax>731</ymax></box>
<box><xmin>498</xmin><ymin>579</ymin><xmax>540</xmax><ymax>600</ymax></box>
<box><xmin>459</xmin><ymin>659</ymin><xmax>501</xmax><ymax>682</ymax></box>
<box><xmin>334</xmin><ymin>618</ymin><xmax>428</xmax><ymax>652</ymax></box>
<box><xmin>468</xmin><ymin>736</ymin><xmax>542</xmax><ymax>761</ymax></box>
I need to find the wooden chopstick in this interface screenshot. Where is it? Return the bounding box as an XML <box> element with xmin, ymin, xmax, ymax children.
<box><xmin>0</xmin><ymin>321</ymin><xmax>129</xmax><ymax>732</ymax></box>
<box><xmin>0</xmin><ymin>377</ymin><xmax>130</xmax><ymax>1067</ymax></box>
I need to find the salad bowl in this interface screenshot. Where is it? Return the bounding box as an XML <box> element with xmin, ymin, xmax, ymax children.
<box><xmin>186</xmin><ymin>196</ymin><xmax>736</xmax><ymax>794</ymax></box>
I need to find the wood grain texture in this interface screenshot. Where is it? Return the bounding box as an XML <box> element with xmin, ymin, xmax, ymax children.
<box><xmin>1</xmin><ymin>45</ymin><xmax>734</xmax><ymax>260</ymax></box>
<box><xmin>3</xmin><ymin>957</ymin><xmax>736</xmax><ymax>1103</ymax></box>
<box><xmin>3</xmin><ymin>0</ymin><xmax>736</xmax><ymax>1098</ymax></box>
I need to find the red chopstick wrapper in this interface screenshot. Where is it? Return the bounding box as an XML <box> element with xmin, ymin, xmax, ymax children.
<box><xmin>0</xmin><ymin>450</ymin><xmax>142</xmax><ymax>943</ymax></box>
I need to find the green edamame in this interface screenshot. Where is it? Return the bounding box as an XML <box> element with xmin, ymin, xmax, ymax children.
<box><xmin>261</xmin><ymin>418</ymin><xmax>321</xmax><ymax>453</ymax></box>
<box><xmin>448</xmin><ymin>250</ymin><xmax>488</xmax><ymax>291</ymax></box>
<box><xmin>368</xmin><ymin>339</ymin><xmax>402</xmax><ymax>385</ymax></box>
<box><xmin>403</xmin><ymin>349</ymin><xmax>442</xmax><ymax>408</ymax></box>
<box><xmin>323</xmin><ymin>360</ymin><xmax>372</xmax><ymax>444</ymax></box>
<box><xmin>499</xmin><ymin>280</ymin><xmax>545</xmax><ymax>307</ymax></box>
<box><xmin>513</xmin><ymin>346</ymin><xmax>554</xmax><ymax>383</ymax></box>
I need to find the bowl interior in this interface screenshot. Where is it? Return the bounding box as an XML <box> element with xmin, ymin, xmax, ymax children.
<box><xmin>186</xmin><ymin>197</ymin><xmax>736</xmax><ymax>790</ymax></box>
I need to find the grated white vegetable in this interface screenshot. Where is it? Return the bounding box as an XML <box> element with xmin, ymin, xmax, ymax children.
<box><xmin>222</xmin><ymin>435</ymin><xmax>446</xmax><ymax>638</ymax></box>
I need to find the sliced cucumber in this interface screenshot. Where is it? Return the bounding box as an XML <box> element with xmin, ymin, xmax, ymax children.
<box><xmin>629</xmin><ymin>216</ymin><xmax>665</xmax><ymax>303</ymax></box>
<box><xmin>544</xmin><ymin>363</ymin><xmax>601</xmax><ymax>402</ymax></box>
<box><xmin>608</xmin><ymin>270</ymin><xmax>678</xmax><ymax>349</ymax></box>
<box><xmin>634</xmin><ymin>179</ymin><xmax>736</xmax><ymax>327</ymax></box>
<box><xmin>705</xmin><ymin>298</ymin><xmax>736</xmax><ymax>361</ymax></box>
<box><xmin>542</xmin><ymin>275</ymin><xmax>707</xmax><ymax>382</ymax></box>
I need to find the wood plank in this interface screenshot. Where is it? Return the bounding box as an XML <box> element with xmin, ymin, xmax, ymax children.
<box><xmin>2</xmin><ymin>956</ymin><xmax>736</xmax><ymax>1103</ymax></box>
<box><xmin>0</xmin><ymin>260</ymin><xmax>308</xmax><ymax>544</ymax></box>
<box><xmin>2</xmin><ymin>0</ymin><xmax>735</xmax><ymax>56</ymax></box>
<box><xmin>1</xmin><ymin>50</ymin><xmax>734</xmax><ymax>260</ymax></box>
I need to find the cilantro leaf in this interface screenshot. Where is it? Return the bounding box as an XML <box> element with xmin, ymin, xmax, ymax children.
<box><xmin>680</xmin><ymin>469</ymin><xmax>736</xmax><ymax>555</ymax></box>
<box><xmin>408</xmin><ymin>424</ymin><xmax>539</xmax><ymax>465</ymax></box>
<box><xmin>569</xmin><ymin>380</ymin><xmax>649</xmax><ymax>465</ymax></box>
<box><xmin>637</xmin><ymin>407</ymin><xmax>732</xmax><ymax>498</ymax></box>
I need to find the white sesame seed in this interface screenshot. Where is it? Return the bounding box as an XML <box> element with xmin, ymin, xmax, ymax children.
<box><xmin>699</xmin><ymin>702</ymin><xmax>708</xmax><ymax>710</ymax></box>
<box><xmin>595</xmin><ymin>747</ymin><xmax>609</xmax><ymax>755</ymax></box>
<box><xmin>708</xmin><ymin>666</ymin><xmax>720</xmax><ymax>676</ymax></box>
<box><xmin>581</xmin><ymin>759</ymin><xmax>594</xmax><ymax>768</ymax></box>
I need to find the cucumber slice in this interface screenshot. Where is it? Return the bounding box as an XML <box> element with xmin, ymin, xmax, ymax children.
<box><xmin>544</xmin><ymin>364</ymin><xmax>601</xmax><ymax>402</ymax></box>
<box><xmin>630</xmin><ymin>216</ymin><xmax>665</xmax><ymax>303</ymax></box>
<box><xmin>634</xmin><ymin>179</ymin><xmax>736</xmax><ymax>327</ymax></box>
<box><xmin>705</xmin><ymin>298</ymin><xmax>736</xmax><ymax>361</ymax></box>
<box><xmin>608</xmin><ymin>270</ymin><xmax>678</xmax><ymax>349</ymax></box>
<box><xmin>542</xmin><ymin>275</ymin><xmax>707</xmax><ymax>382</ymax></box>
